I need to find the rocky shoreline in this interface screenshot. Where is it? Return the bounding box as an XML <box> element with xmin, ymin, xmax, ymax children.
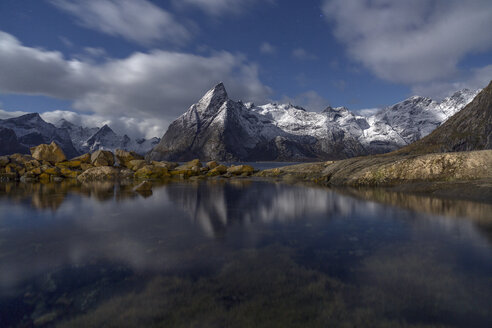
<box><xmin>0</xmin><ymin>142</ymin><xmax>257</xmax><ymax>185</ymax></box>
<box><xmin>1</xmin><ymin>142</ymin><xmax>491</xmax><ymax>203</ymax></box>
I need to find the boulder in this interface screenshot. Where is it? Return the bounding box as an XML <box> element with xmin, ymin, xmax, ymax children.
<box><xmin>91</xmin><ymin>150</ymin><xmax>115</xmax><ymax>167</ymax></box>
<box><xmin>10</xmin><ymin>153</ymin><xmax>34</xmax><ymax>164</ymax></box>
<box><xmin>30</xmin><ymin>142</ymin><xmax>66</xmax><ymax>164</ymax></box>
<box><xmin>41</xmin><ymin>166</ymin><xmax>61</xmax><ymax>176</ymax></box>
<box><xmin>134</xmin><ymin>165</ymin><xmax>170</xmax><ymax>180</ymax></box>
<box><xmin>77</xmin><ymin>166</ymin><xmax>120</xmax><ymax>183</ymax></box>
<box><xmin>80</xmin><ymin>163</ymin><xmax>94</xmax><ymax>171</ymax></box>
<box><xmin>29</xmin><ymin>167</ymin><xmax>42</xmax><ymax>175</ymax></box>
<box><xmin>60</xmin><ymin>167</ymin><xmax>79</xmax><ymax>178</ymax></box>
<box><xmin>127</xmin><ymin>159</ymin><xmax>147</xmax><ymax>171</ymax></box>
<box><xmin>152</xmin><ymin>161</ymin><xmax>179</xmax><ymax>170</ymax></box>
<box><xmin>0</xmin><ymin>156</ymin><xmax>10</xmax><ymax>167</ymax></box>
<box><xmin>206</xmin><ymin>161</ymin><xmax>219</xmax><ymax>169</ymax></box>
<box><xmin>115</xmin><ymin>149</ymin><xmax>144</xmax><ymax>166</ymax></box>
<box><xmin>24</xmin><ymin>160</ymin><xmax>41</xmax><ymax>171</ymax></box>
<box><xmin>71</xmin><ymin>153</ymin><xmax>91</xmax><ymax>164</ymax></box>
<box><xmin>174</xmin><ymin>159</ymin><xmax>202</xmax><ymax>171</ymax></box>
<box><xmin>56</xmin><ymin>161</ymin><xmax>82</xmax><ymax>169</ymax></box>
<box><xmin>20</xmin><ymin>171</ymin><xmax>38</xmax><ymax>183</ymax></box>
<box><xmin>206</xmin><ymin>164</ymin><xmax>228</xmax><ymax>176</ymax></box>
<box><xmin>227</xmin><ymin>165</ymin><xmax>255</xmax><ymax>176</ymax></box>
<box><xmin>119</xmin><ymin>168</ymin><xmax>135</xmax><ymax>180</ymax></box>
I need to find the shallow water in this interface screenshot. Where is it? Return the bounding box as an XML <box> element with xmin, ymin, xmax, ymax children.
<box><xmin>0</xmin><ymin>180</ymin><xmax>491</xmax><ymax>327</ymax></box>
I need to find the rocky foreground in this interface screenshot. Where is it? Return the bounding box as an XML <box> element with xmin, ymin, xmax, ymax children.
<box><xmin>1</xmin><ymin>142</ymin><xmax>491</xmax><ymax>202</ymax></box>
<box><xmin>0</xmin><ymin>141</ymin><xmax>256</xmax><ymax>184</ymax></box>
<box><xmin>257</xmin><ymin>150</ymin><xmax>492</xmax><ymax>202</ymax></box>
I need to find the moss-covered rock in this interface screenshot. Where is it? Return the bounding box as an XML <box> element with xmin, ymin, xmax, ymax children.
<box><xmin>30</xmin><ymin>142</ymin><xmax>67</xmax><ymax>164</ymax></box>
<box><xmin>71</xmin><ymin>153</ymin><xmax>91</xmax><ymax>164</ymax></box>
<box><xmin>206</xmin><ymin>164</ymin><xmax>228</xmax><ymax>176</ymax></box>
<box><xmin>115</xmin><ymin>149</ymin><xmax>144</xmax><ymax>167</ymax></box>
<box><xmin>29</xmin><ymin>167</ymin><xmax>42</xmax><ymax>175</ymax></box>
<box><xmin>56</xmin><ymin>160</ymin><xmax>82</xmax><ymax>169</ymax></box>
<box><xmin>42</xmin><ymin>166</ymin><xmax>61</xmax><ymax>176</ymax></box>
<box><xmin>227</xmin><ymin>165</ymin><xmax>255</xmax><ymax>176</ymax></box>
<box><xmin>0</xmin><ymin>156</ymin><xmax>9</xmax><ymax>167</ymax></box>
<box><xmin>127</xmin><ymin>160</ymin><xmax>147</xmax><ymax>171</ymax></box>
<box><xmin>135</xmin><ymin>165</ymin><xmax>170</xmax><ymax>180</ymax></box>
<box><xmin>91</xmin><ymin>150</ymin><xmax>115</xmax><ymax>167</ymax></box>
<box><xmin>24</xmin><ymin>159</ymin><xmax>41</xmax><ymax>171</ymax></box>
<box><xmin>80</xmin><ymin>163</ymin><xmax>94</xmax><ymax>171</ymax></box>
<box><xmin>77</xmin><ymin>166</ymin><xmax>121</xmax><ymax>183</ymax></box>
<box><xmin>174</xmin><ymin>159</ymin><xmax>202</xmax><ymax>171</ymax></box>
<box><xmin>151</xmin><ymin>161</ymin><xmax>178</xmax><ymax>170</ymax></box>
<box><xmin>60</xmin><ymin>167</ymin><xmax>79</xmax><ymax>178</ymax></box>
<box><xmin>206</xmin><ymin>161</ymin><xmax>219</xmax><ymax>169</ymax></box>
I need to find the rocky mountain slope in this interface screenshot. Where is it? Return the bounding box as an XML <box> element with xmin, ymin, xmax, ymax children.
<box><xmin>0</xmin><ymin>127</ymin><xmax>28</xmax><ymax>155</ymax></box>
<box><xmin>0</xmin><ymin>114</ymin><xmax>160</xmax><ymax>157</ymax></box>
<box><xmin>148</xmin><ymin>83</ymin><xmax>478</xmax><ymax>161</ymax></box>
<box><xmin>0</xmin><ymin>113</ymin><xmax>79</xmax><ymax>158</ymax></box>
<box><xmin>57</xmin><ymin>119</ymin><xmax>160</xmax><ymax>154</ymax></box>
<box><xmin>397</xmin><ymin>80</ymin><xmax>492</xmax><ymax>154</ymax></box>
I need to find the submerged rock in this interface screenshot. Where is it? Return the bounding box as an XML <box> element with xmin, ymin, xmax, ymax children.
<box><xmin>30</xmin><ymin>142</ymin><xmax>66</xmax><ymax>164</ymax></box>
<box><xmin>133</xmin><ymin>181</ymin><xmax>152</xmax><ymax>192</ymax></box>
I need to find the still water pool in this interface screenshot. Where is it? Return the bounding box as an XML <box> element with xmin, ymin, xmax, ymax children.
<box><xmin>0</xmin><ymin>180</ymin><xmax>491</xmax><ymax>327</ymax></box>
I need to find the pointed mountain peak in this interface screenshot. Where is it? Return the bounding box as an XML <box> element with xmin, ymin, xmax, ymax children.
<box><xmin>99</xmin><ymin>124</ymin><xmax>114</xmax><ymax>133</ymax></box>
<box><xmin>196</xmin><ymin>82</ymin><xmax>229</xmax><ymax>110</ymax></box>
<box><xmin>20</xmin><ymin>112</ymin><xmax>42</xmax><ymax>120</ymax></box>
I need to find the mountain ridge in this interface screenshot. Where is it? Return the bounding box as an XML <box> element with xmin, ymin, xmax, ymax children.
<box><xmin>148</xmin><ymin>83</ymin><xmax>479</xmax><ymax>161</ymax></box>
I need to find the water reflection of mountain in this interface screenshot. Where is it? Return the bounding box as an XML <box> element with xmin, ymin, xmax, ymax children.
<box><xmin>166</xmin><ymin>180</ymin><xmax>369</xmax><ymax>237</ymax></box>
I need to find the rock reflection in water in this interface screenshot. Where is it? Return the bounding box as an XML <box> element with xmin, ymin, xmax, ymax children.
<box><xmin>0</xmin><ymin>180</ymin><xmax>491</xmax><ymax>327</ymax></box>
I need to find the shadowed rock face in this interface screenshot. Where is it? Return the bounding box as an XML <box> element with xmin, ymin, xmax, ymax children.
<box><xmin>148</xmin><ymin>83</ymin><xmax>478</xmax><ymax>162</ymax></box>
<box><xmin>0</xmin><ymin>127</ymin><xmax>28</xmax><ymax>155</ymax></box>
<box><xmin>398</xmin><ymin>80</ymin><xmax>492</xmax><ymax>155</ymax></box>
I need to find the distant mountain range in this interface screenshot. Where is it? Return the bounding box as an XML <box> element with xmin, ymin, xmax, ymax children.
<box><xmin>0</xmin><ymin>83</ymin><xmax>483</xmax><ymax>160</ymax></box>
<box><xmin>148</xmin><ymin>83</ymin><xmax>479</xmax><ymax>161</ymax></box>
<box><xmin>0</xmin><ymin>114</ymin><xmax>160</xmax><ymax>157</ymax></box>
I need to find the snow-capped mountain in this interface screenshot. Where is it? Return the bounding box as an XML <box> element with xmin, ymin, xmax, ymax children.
<box><xmin>148</xmin><ymin>83</ymin><xmax>478</xmax><ymax>161</ymax></box>
<box><xmin>0</xmin><ymin>113</ymin><xmax>79</xmax><ymax>158</ymax></box>
<box><xmin>0</xmin><ymin>113</ymin><xmax>159</xmax><ymax>157</ymax></box>
<box><xmin>55</xmin><ymin>119</ymin><xmax>160</xmax><ymax>155</ymax></box>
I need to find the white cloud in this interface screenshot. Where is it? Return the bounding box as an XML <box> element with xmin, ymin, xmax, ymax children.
<box><xmin>0</xmin><ymin>109</ymin><xmax>30</xmax><ymax>119</ymax></box>
<box><xmin>0</xmin><ymin>31</ymin><xmax>271</xmax><ymax>137</ymax></box>
<box><xmin>322</xmin><ymin>0</ymin><xmax>492</xmax><ymax>85</ymax></box>
<box><xmin>411</xmin><ymin>65</ymin><xmax>492</xmax><ymax>99</ymax></box>
<box><xmin>173</xmin><ymin>0</ymin><xmax>273</xmax><ymax>16</ymax></box>
<box><xmin>292</xmin><ymin>48</ymin><xmax>317</xmax><ymax>61</ymax></box>
<box><xmin>280</xmin><ymin>91</ymin><xmax>330</xmax><ymax>112</ymax></box>
<box><xmin>260</xmin><ymin>42</ymin><xmax>276</xmax><ymax>55</ymax></box>
<box><xmin>40</xmin><ymin>110</ymin><xmax>167</xmax><ymax>139</ymax></box>
<box><xmin>356</xmin><ymin>108</ymin><xmax>380</xmax><ymax>117</ymax></box>
<box><xmin>50</xmin><ymin>0</ymin><xmax>190</xmax><ymax>45</ymax></box>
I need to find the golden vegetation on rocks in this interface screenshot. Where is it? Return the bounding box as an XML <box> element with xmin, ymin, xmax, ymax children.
<box><xmin>0</xmin><ymin>144</ymin><xmax>258</xmax><ymax>184</ymax></box>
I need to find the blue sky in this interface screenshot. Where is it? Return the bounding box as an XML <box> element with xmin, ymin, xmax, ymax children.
<box><xmin>0</xmin><ymin>0</ymin><xmax>491</xmax><ymax>138</ymax></box>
